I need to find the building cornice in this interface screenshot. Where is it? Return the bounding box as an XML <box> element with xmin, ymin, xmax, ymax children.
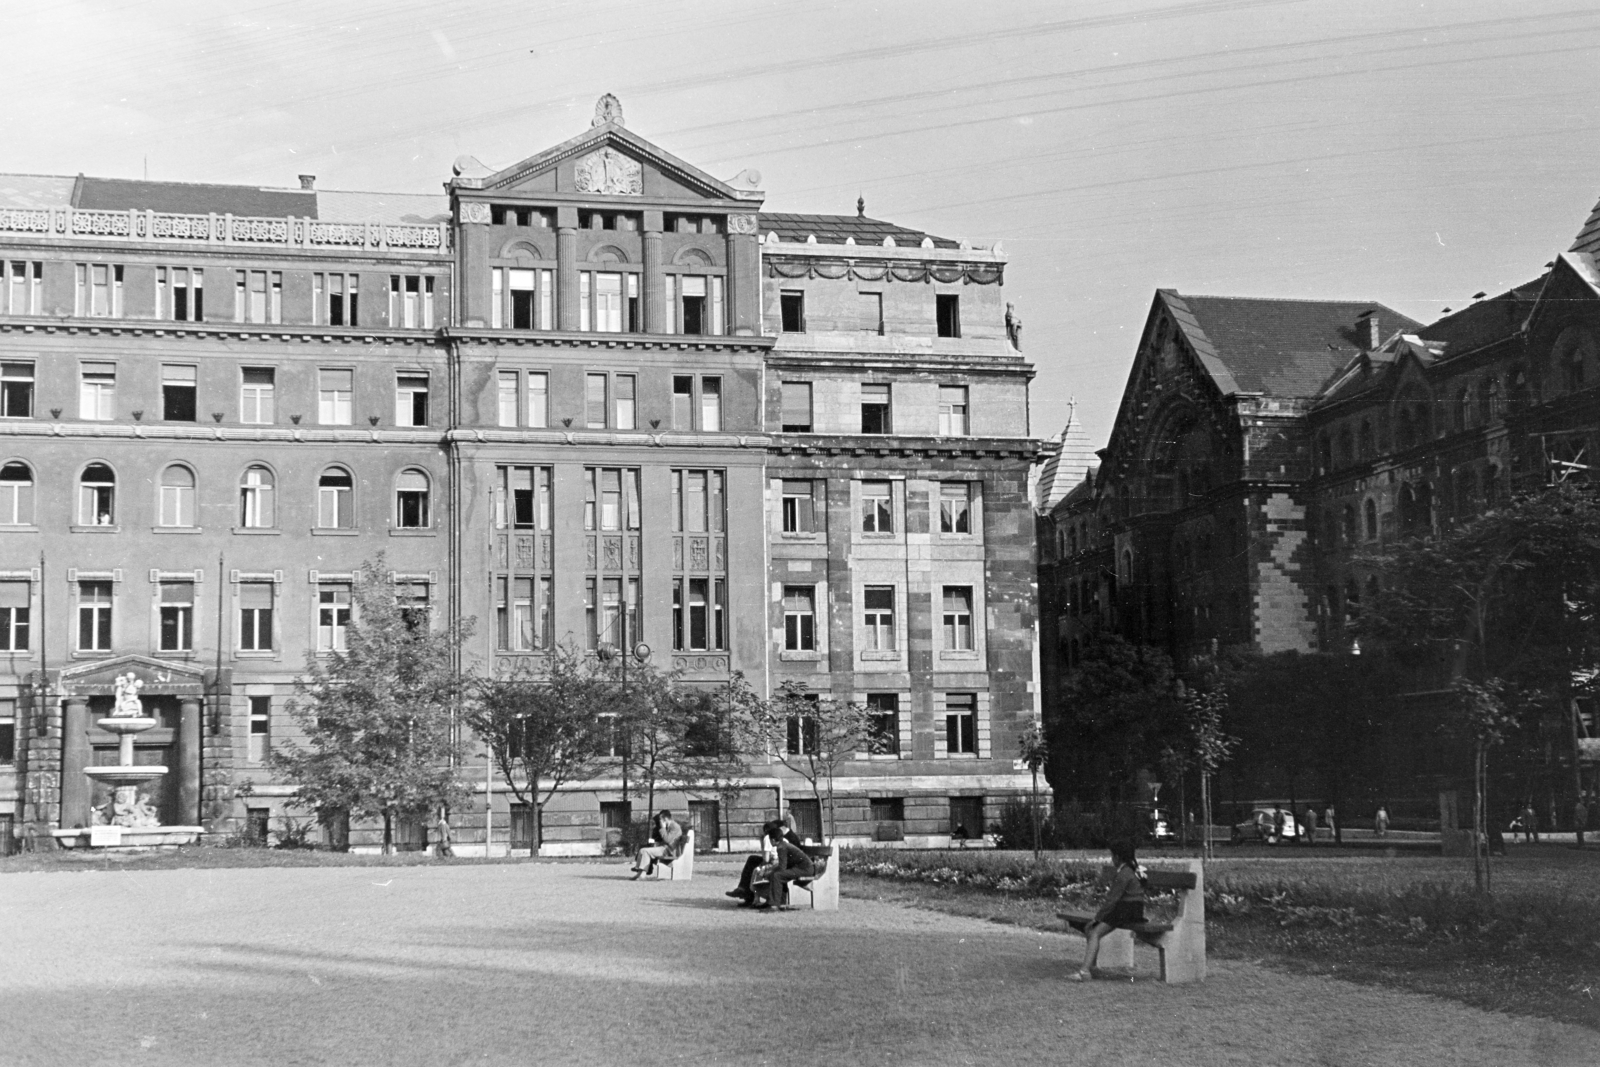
<box><xmin>448</xmin><ymin>428</ymin><xmax>774</xmax><ymax>450</ymax></box>
<box><xmin>0</xmin><ymin>421</ymin><xmax>448</xmax><ymax>445</ymax></box>
<box><xmin>767</xmin><ymin>433</ymin><xmax>1045</xmax><ymax>460</ymax></box>
<box><xmin>0</xmin><ymin>318</ymin><xmax>443</xmax><ymax>346</ymax></box>
<box><xmin>444</xmin><ymin>327</ymin><xmax>773</xmax><ymax>353</ymax></box>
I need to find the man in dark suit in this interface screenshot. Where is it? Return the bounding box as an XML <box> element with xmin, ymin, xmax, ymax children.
<box><xmin>726</xmin><ymin>819</ymin><xmax>802</xmax><ymax>905</ymax></box>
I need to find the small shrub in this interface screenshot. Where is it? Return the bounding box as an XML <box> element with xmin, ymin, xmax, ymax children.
<box><xmin>272</xmin><ymin>818</ymin><xmax>319</xmax><ymax>851</ymax></box>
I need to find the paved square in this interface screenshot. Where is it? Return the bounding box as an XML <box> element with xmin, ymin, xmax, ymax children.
<box><xmin>1</xmin><ymin>859</ymin><xmax>1591</xmax><ymax>1066</ymax></box>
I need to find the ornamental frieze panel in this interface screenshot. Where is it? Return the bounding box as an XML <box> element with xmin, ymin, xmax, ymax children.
<box><xmin>766</xmin><ymin>259</ymin><xmax>1002</xmax><ymax>285</ymax></box>
<box><xmin>574</xmin><ymin>147</ymin><xmax>643</xmax><ymax>196</ymax></box>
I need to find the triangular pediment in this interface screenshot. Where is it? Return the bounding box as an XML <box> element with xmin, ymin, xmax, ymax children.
<box><xmin>58</xmin><ymin>655</ymin><xmax>208</xmax><ymax>695</ymax></box>
<box><xmin>459</xmin><ymin>123</ymin><xmax>759</xmax><ymax>205</ymax></box>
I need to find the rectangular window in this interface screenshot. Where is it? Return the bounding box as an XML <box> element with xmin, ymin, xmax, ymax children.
<box><xmin>861</xmin><ymin>481</ymin><xmax>893</xmax><ymax>533</ymax></box>
<box><xmin>787</xmin><ymin>701</ymin><xmax>819</xmax><ymax>756</ymax></box>
<box><xmin>940</xmin><ymin>483</ymin><xmax>972</xmax><ymax>534</ymax></box>
<box><xmin>316</xmin><ymin>273</ymin><xmax>358</xmax><ymax>327</ymax></box>
<box><xmin>615</xmin><ymin>374</ymin><xmax>636</xmax><ymax>430</ymax></box>
<box><xmin>780</xmin><ymin>381</ymin><xmax>812</xmax><ymax>433</ymax></box>
<box><xmin>945</xmin><ymin>693</ymin><xmax>978</xmax><ymax>755</ymax></box>
<box><xmin>76</xmin><ymin>263</ymin><xmax>123</xmax><ymax>318</ymax></box>
<box><xmin>586</xmin><ymin>373</ymin><xmax>608</xmax><ymax>428</ymax></box>
<box><xmin>0</xmin><ymin>699</ymin><xmax>14</xmax><ymax>763</ymax></box>
<box><xmin>672</xmin><ymin>375</ymin><xmax>694</xmax><ymax>429</ymax></box>
<box><xmin>527</xmin><ymin>371</ymin><xmax>548</xmax><ymax>428</ymax></box>
<box><xmin>861</xmin><ymin>383</ymin><xmax>891</xmax><ymax>434</ymax></box>
<box><xmin>318</xmin><ymin>368</ymin><xmax>353</xmax><ymax>425</ymax></box>
<box><xmin>389</xmin><ymin>275</ymin><xmax>434</xmax><ymax>330</ymax></box>
<box><xmin>681</xmin><ymin>275</ymin><xmax>707</xmax><ymax>335</ymax></box>
<box><xmin>6</xmin><ymin>261</ymin><xmax>42</xmax><ymax>315</ymax></box>
<box><xmin>866</xmin><ymin>693</ymin><xmax>900</xmax><ymax>756</ymax></box>
<box><xmin>0</xmin><ymin>581</ymin><xmax>29</xmax><ymax>651</ymax></box>
<box><xmin>395</xmin><ymin>373</ymin><xmax>429</xmax><ymax>427</ymax></box>
<box><xmin>936</xmin><ymin>294</ymin><xmax>960</xmax><ymax>338</ymax></box>
<box><xmin>942</xmin><ymin>586</ymin><xmax>974</xmax><ymax>650</ymax></box>
<box><xmin>235</xmin><ymin>270</ymin><xmax>282</xmax><ymax>324</ymax></box>
<box><xmin>496</xmin><ymin>575</ymin><xmax>552</xmax><ymax>651</ymax></box>
<box><xmin>863</xmin><ymin>585</ymin><xmax>896</xmax><ymax>651</ymax></box>
<box><xmin>859</xmin><ymin>292</ymin><xmax>883</xmax><ymax>334</ymax></box>
<box><xmin>158</xmin><ymin>266</ymin><xmax>204</xmax><ymax>321</ymax></box>
<box><xmin>584</xmin><ymin>577</ymin><xmax>598</xmax><ymax>650</ymax></box>
<box><xmin>781</xmin><ymin>480</ymin><xmax>816</xmax><ymax>533</ymax></box>
<box><xmin>78</xmin><ymin>580</ymin><xmax>112</xmax><ymax>651</ymax></box>
<box><xmin>498</xmin><ymin>465</ymin><xmax>553</xmax><ymax>531</ymax></box>
<box><xmin>669</xmin><ymin>578</ymin><xmax>715</xmax><ymax>652</ymax></box>
<box><xmin>240</xmin><ymin>367</ymin><xmax>275</xmax><ymax>425</ymax></box>
<box><xmin>159</xmin><ymin>580</ymin><xmax>194</xmax><ymax>652</ymax></box>
<box><xmin>239</xmin><ymin>581</ymin><xmax>274</xmax><ymax>651</ymax></box>
<box><xmin>161</xmin><ymin>364</ymin><xmax>197</xmax><ymax>422</ymax></box>
<box><xmin>583</xmin><ymin>468</ymin><xmax>640</xmax><ymax>532</ymax></box>
<box><xmin>248</xmin><ymin>696</ymin><xmax>271</xmax><ymax>763</ymax></box>
<box><xmin>700</xmin><ymin>376</ymin><xmax>722</xmax><ymax>432</ymax></box>
<box><xmin>0</xmin><ymin>463</ymin><xmax>31</xmax><ymax>525</ymax></box>
<box><xmin>780</xmin><ymin>291</ymin><xmax>805</xmax><ymax>332</ymax></box>
<box><xmin>79</xmin><ymin>362</ymin><xmax>116</xmax><ymax>421</ymax></box>
<box><xmin>1</xmin><ymin>362</ymin><xmax>34</xmax><ymax>418</ymax></box>
<box><xmin>397</xmin><ymin>581</ymin><xmax>430</xmax><ymax>632</ymax></box>
<box><xmin>317</xmin><ymin>583</ymin><xmax>351</xmax><ymax>652</ymax></box>
<box><xmin>938</xmin><ymin>385</ymin><xmax>969</xmax><ymax>436</ymax></box>
<box><xmin>497</xmin><ymin>371</ymin><xmax>519</xmax><ymax>427</ymax></box>
<box><xmin>594</xmin><ymin>272</ymin><xmax>623</xmax><ymax>333</ymax></box>
<box><xmin>671</xmin><ymin>468</ymin><xmax>724</xmax><ymax>533</ymax></box>
<box><xmin>783</xmin><ymin>585</ymin><xmax>816</xmax><ymax>651</ymax></box>
<box><xmin>870</xmin><ymin>797</ymin><xmax>905</xmax><ymax>823</ymax></box>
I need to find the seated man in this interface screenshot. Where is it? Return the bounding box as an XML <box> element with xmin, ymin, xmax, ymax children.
<box><xmin>753</xmin><ymin>832</ymin><xmax>815</xmax><ymax>910</ymax></box>
<box><xmin>630</xmin><ymin>809</ymin><xmax>683</xmax><ymax>879</ymax></box>
<box><xmin>727</xmin><ymin>819</ymin><xmax>802</xmax><ymax>905</ymax></box>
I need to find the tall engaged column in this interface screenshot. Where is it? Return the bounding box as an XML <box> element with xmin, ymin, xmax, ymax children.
<box><xmin>60</xmin><ymin>697</ymin><xmax>90</xmax><ymax>829</ymax></box>
<box><xmin>725</xmin><ymin>216</ymin><xmax>761</xmax><ymax>336</ymax></box>
<box><xmin>556</xmin><ymin>223</ymin><xmax>579</xmax><ymax>331</ymax></box>
<box><xmin>178</xmin><ymin>697</ymin><xmax>202</xmax><ymax>826</ymax></box>
<box><xmin>642</xmin><ymin>226</ymin><xmax>663</xmax><ymax>333</ymax></box>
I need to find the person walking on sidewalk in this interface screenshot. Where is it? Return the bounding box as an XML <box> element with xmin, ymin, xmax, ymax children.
<box><xmin>1574</xmin><ymin>795</ymin><xmax>1589</xmax><ymax>850</ymax></box>
<box><xmin>1374</xmin><ymin>806</ymin><xmax>1389</xmax><ymax>838</ymax></box>
<box><xmin>434</xmin><ymin>809</ymin><xmax>454</xmax><ymax>859</ymax></box>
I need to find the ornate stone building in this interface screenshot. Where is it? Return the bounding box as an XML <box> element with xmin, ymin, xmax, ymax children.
<box><xmin>0</xmin><ymin>97</ymin><xmax>1046</xmax><ymax>853</ymax></box>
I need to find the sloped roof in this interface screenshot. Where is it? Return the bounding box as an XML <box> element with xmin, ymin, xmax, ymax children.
<box><xmin>0</xmin><ymin>173</ymin><xmax>74</xmax><ymax>210</ymax></box>
<box><xmin>1035</xmin><ymin>401</ymin><xmax>1099</xmax><ymax>511</ymax></box>
<box><xmin>759</xmin><ymin>212</ymin><xmax>960</xmax><ymax>249</ymax></box>
<box><xmin>1415</xmin><ymin>276</ymin><xmax>1544</xmax><ymax>356</ymax></box>
<box><xmin>1163</xmin><ymin>292</ymin><xmax>1422</xmax><ymax>398</ymax></box>
<box><xmin>73</xmin><ymin>176</ymin><xmax>318</xmax><ymax>218</ymax></box>
<box><xmin>1569</xmin><ymin>193</ymin><xmax>1600</xmax><ymax>257</ymax></box>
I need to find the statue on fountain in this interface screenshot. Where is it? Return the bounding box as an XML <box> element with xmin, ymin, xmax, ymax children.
<box><xmin>93</xmin><ymin>786</ymin><xmax>161</xmax><ymax>828</ymax></box>
<box><xmin>111</xmin><ymin>673</ymin><xmax>145</xmax><ymax>718</ymax></box>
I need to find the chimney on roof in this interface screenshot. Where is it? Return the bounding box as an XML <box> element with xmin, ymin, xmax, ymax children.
<box><xmin>1356</xmin><ymin>308</ymin><xmax>1379</xmax><ymax>351</ymax></box>
<box><xmin>856</xmin><ymin>195</ymin><xmax>865</xmax><ymax>219</ymax></box>
<box><xmin>298</xmin><ymin>174</ymin><xmax>316</xmax><ymax>190</ymax></box>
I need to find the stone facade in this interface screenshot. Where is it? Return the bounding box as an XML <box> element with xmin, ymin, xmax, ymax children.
<box><xmin>0</xmin><ymin>100</ymin><xmax>1047</xmax><ymax>854</ymax></box>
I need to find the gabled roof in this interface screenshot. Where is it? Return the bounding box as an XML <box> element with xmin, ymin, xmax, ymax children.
<box><xmin>1569</xmin><ymin>193</ymin><xmax>1600</xmax><ymax>258</ymax></box>
<box><xmin>461</xmin><ymin>121</ymin><xmax>756</xmax><ymax>201</ymax></box>
<box><xmin>1415</xmin><ymin>276</ymin><xmax>1544</xmax><ymax>356</ymax></box>
<box><xmin>1161</xmin><ymin>291</ymin><xmax>1422</xmax><ymax>398</ymax></box>
<box><xmin>759</xmin><ymin>212</ymin><xmax>959</xmax><ymax>249</ymax></box>
<box><xmin>73</xmin><ymin>176</ymin><xmax>318</xmax><ymax>218</ymax></box>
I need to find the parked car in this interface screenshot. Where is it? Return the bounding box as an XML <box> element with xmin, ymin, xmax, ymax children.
<box><xmin>1230</xmin><ymin>806</ymin><xmax>1299</xmax><ymax>845</ymax></box>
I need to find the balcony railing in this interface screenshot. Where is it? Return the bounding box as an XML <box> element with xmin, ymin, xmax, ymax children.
<box><xmin>0</xmin><ymin>206</ymin><xmax>449</xmax><ymax>252</ymax></box>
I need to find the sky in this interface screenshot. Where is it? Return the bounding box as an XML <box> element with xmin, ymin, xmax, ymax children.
<box><xmin>5</xmin><ymin>0</ymin><xmax>1600</xmax><ymax>448</ymax></box>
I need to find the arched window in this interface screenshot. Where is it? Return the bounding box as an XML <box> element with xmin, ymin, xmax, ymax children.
<box><xmin>1484</xmin><ymin>377</ymin><xmax>1502</xmax><ymax>419</ymax></box>
<box><xmin>318</xmin><ymin>467</ymin><xmax>354</xmax><ymax>529</ymax></box>
<box><xmin>159</xmin><ymin>464</ymin><xmax>196</xmax><ymax>528</ymax></box>
<box><xmin>239</xmin><ymin>466</ymin><xmax>275</xmax><ymax>528</ymax></box>
<box><xmin>1455</xmin><ymin>387</ymin><xmax>1470</xmax><ymax>432</ymax></box>
<box><xmin>0</xmin><ymin>461</ymin><xmax>34</xmax><ymax>525</ymax></box>
<box><xmin>79</xmin><ymin>463</ymin><xmax>115</xmax><ymax>526</ymax></box>
<box><xmin>396</xmin><ymin>469</ymin><xmax>431</xmax><ymax>528</ymax></box>
<box><xmin>1358</xmin><ymin>419</ymin><xmax>1374</xmax><ymax>460</ymax></box>
<box><xmin>1364</xmin><ymin>498</ymin><xmax>1378</xmax><ymax>541</ymax></box>
<box><xmin>1568</xmin><ymin>345</ymin><xmax>1587</xmax><ymax>391</ymax></box>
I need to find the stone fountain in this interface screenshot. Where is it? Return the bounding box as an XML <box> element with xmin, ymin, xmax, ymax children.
<box><xmin>53</xmin><ymin>673</ymin><xmax>202</xmax><ymax>849</ymax></box>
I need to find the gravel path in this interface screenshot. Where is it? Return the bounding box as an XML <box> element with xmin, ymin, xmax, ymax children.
<box><xmin>1</xmin><ymin>858</ymin><xmax>1590</xmax><ymax>1066</ymax></box>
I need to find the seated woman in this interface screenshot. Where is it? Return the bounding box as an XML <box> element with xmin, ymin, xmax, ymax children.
<box><xmin>1072</xmin><ymin>840</ymin><xmax>1147</xmax><ymax>981</ymax></box>
<box><xmin>727</xmin><ymin>819</ymin><xmax>802</xmax><ymax>905</ymax></box>
<box><xmin>751</xmin><ymin>832</ymin><xmax>815</xmax><ymax>910</ymax></box>
<box><xmin>630</xmin><ymin>809</ymin><xmax>683</xmax><ymax>879</ymax></box>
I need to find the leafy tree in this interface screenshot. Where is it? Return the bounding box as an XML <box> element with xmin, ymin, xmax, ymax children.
<box><xmin>1049</xmin><ymin>633</ymin><xmax>1184</xmax><ymax>806</ymax></box>
<box><xmin>1169</xmin><ymin>657</ymin><xmax>1236</xmax><ymax>858</ymax></box>
<box><xmin>463</xmin><ymin>642</ymin><xmax>619</xmax><ymax>854</ymax></box>
<box><xmin>744</xmin><ymin>679</ymin><xmax>875</xmax><ymax>841</ymax></box>
<box><xmin>272</xmin><ymin>557</ymin><xmax>471</xmax><ymax>853</ymax></box>
<box><xmin>1018</xmin><ymin>725</ymin><xmax>1050</xmax><ymax>858</ymax></box>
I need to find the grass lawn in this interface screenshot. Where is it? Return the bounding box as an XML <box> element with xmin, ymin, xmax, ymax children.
<box><xmin>839</xmin><ymin>845</ymin><xmax>1600</xmax><ymax>1033</ymax></box>
<box><xmin>2</xmin><ymin>855</ymin><xmax>1595</xmax><ymax>1066</ymax></box>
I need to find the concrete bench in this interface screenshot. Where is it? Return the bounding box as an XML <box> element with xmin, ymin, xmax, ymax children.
<box><xmin>1057</xmin><ymin>858</ymin><xmax>1205</xmax><ymax>984</ymax></box>
<box><xmin>784</xmin><ymin>845</ymin><xmax>838</xmax><ymax>911</ymax></box>
<box><xmin>649</xmin><ymin>830</ymin><xmax>695</xmax><ymax>881</ymax></box>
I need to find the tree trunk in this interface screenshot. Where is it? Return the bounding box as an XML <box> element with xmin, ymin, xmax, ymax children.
<box><xmin>531</xmin><ymin>774</ymin><xmax>542</xmax><ymax>856</ymax></box>
<box><xmin>383</xmin><ymin>810</ymin><xmax>394</xmax><ymax>856</ymax></box>
<box><xmin>1031</xmin><ymin>766</ymin><xmax>1042</xmax><ymax>860</ymax></box>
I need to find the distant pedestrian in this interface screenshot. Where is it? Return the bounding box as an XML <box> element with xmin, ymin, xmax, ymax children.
<box><xmin>1520</xmin><ymin>803</ymin><xmax>1539</xmax><ymax>844</ymax></box>
<box><xmin>1573</xmin><ymin>796</ymin><xmax>1588</xmax><ymax>850</ymax></box>
<box><xmin>1324</xmin><ymin>804</ymin><xmax>1337</xmax><ymax>840</ymax></box>
<box><xmin>434</xmin><ymin>810</ymin><xmax>454</xmax><ymax>859</ymax></box>
<box><xmin>1273</xmin><ymin>805</ymin><xmax>1286</xmax><ymax>842</ymax></box>
<box><xmin>1302</xmin><ymin>804</ymin><xmax>1318</xmax><ymax>844</ymax></box>
<box><xmin>1374</xmin><ymin>806</ymin><xmax>1389</xmax><ymax>838</ymax></box>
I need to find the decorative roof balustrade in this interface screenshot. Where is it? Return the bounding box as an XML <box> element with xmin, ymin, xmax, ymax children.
<box><xmin>0</xmin><ymin>206</ymin><xmax>449</xmax><ymax>253</ymax></box>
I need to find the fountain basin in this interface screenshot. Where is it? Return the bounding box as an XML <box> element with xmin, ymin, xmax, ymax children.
<box><xmin>96</xmin><ymin>716</ymin><xmax>159</xmax><ymax>734</ymax></box>
<box><xmin>83</xmin><ymin>765</ymin><xmax>169</xmax><ymax>785</ymax></box>
<box><xmin>52</xmin><ymin>825</ymin><xmax>203</xmax><ymax>850</ymax></box>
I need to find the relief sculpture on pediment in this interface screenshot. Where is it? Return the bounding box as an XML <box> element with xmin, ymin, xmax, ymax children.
<box><xmin>574</xmin><ymin>148</ymin><xmax>643</xmax><ymax>196</ymax></box>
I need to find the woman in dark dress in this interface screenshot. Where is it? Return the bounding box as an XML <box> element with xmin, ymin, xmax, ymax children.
<box><xmin>1072</xmin><ymin>840</ymin><xmax>1146</xmax><ymax>981</ymax></box>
